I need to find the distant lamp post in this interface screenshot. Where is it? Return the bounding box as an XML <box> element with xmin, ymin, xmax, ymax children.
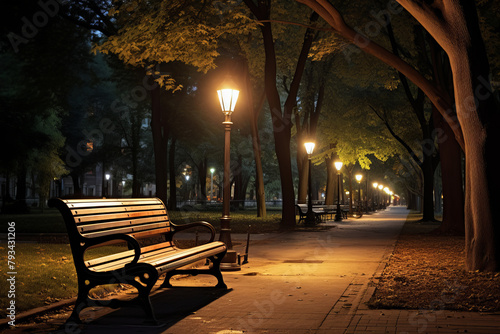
<box><xmin>105</xmin><ymin>173</ymin><xmax>111</xmax><ymax>198</ymax></box>
<box><xmin>334</xmin><ymin>160</ymin><xmax>343</xmax><ymax>221</ymax></box>
<box><xmin>217</xmin><ymin>75</ymin><xmax>240</xmax><ymax>271</ymax></box>
<box><xmin>185</xmin><ymin>174</ymin><xmax>190</xmax><ymax>201</ymax></box>
<box><xmin>121</xmin><ymin>180</ymin><xmax>126</xmax><ymax>197</ymax></box>
<box><xmin>210</xmin><ymin>168</ymin><xmax>215</xmax><ymax>202</ymax></box>
<box><xmin>378</xmin><ymin>184</ymin><xmax>384</xmax><ymax>209</ymax></box>
<box><xmin>304</xmin><ymin>141</ymin><xmax>316</xmax><ymax>225</ymax></box>
<box><xmin>372</xmin><ymin>182</ymin><xmax>378</xmax><ymax>210</ymax></box>
<box><xmin>355</xmin><ymin>174</ymin><xmax>363</xmax><ymax>215</ymax></box>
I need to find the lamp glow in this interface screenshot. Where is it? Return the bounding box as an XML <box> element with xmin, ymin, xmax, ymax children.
<box><xmin>334</xmin><ymin>161</ymin><xmax>343</xmax><ymax>171</ymax></box>
<box><xmin>304</xmin><ymin>142</ymin><xmax>315</xmax><ymax>155</ymax></box>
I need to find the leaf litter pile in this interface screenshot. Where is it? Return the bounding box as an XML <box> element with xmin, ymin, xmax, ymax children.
<box><xmin>367</xmin><ymin>220</ymin><xmax>500</xmax><ymax>312</ymax></box>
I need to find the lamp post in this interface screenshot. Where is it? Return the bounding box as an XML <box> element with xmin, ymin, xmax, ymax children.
<box><xmin>334</xmin><ymin>160</ymin><xmax>343</xmax><ymax>221</ymax></box>
<box><xmin>105</xmin><ymin>173</ymin><xmax>110</xmax><ymax>198</ymax></box>
<box><xmin>355</xmin><ymin>174</ymin><xmax>363</xmax><ymax>215</ymax></box>
<box><xmin>304</xmin><ymin>141</ymin><xmax>316</xmax><ymax>225</ymax></box>
<box><xmin>217</xmin><ymin>76</ymin><xmax>240</xmax><ymax>271</ymax></box>
<box><xmin>378</xmin><ymin>184</ymin><xmax>384</xmax><ymax>209</ymax></box>
<box><xmin>372</xmin><ymin>182</ymin><xmax>378</xmax><ymax>210</ymax></box>
<box><xmin>185</xmin><ymin>174</ymin><xmax>190</xmax><ymax>202</ymax></box>
<box><xmin>210</xmin><ymin>168</ymin><xmax>215</xmax><ymax>202</ymax></box>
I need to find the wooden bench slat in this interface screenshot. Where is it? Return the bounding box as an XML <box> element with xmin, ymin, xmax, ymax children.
<box><xmin>88</xmin><ymin>245</ymin><xmax>178</xmax><ymax>271</ymax></box>
<box><xmin>90</xmin><ymin>242</ymin><xmax>226</xmax><ymax>273</ymax></box>
<box><xmin>82</xmin><ymin>222</ymin><xmax>170</xmax><ymax>238</ymax></box>
<box><xmin>75</xmin><ymin>209</ymin><xmax>167</xmax><ymax>224</ymax></box>
<box><xmin>156</xmin><ymin>246</ymin><xmax>227</xmax><ymax>273</ymax></box>
<box><xmin>78</xmin><ymin>215</ymin><xmax>169</xmax><ymax>233</ymax></box>
<box><xmin>71</xmin><ymin>204</ymin><xmax>166</xmax><ymax>216</ymax></box>
<box><xmin>64</xmin><ymin>199</ymin><xmax>162</xmax><ymax>208</ymax></box>
<box><xmin>85</xmin><ymin>241</ymin><xmax>175</xmax><ymax>267</ymax></box>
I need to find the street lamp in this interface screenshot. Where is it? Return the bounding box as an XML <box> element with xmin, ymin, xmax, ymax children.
<box><xmin>334</xmin><ymin>160</ymin><xmax>343</xmax><ymax>221</ymax></box>
<box><xmin>105</xmin><ymin>173</ymin><xmax>110</xmax><ymax>198</ymax></box>
<box><xmin>210</xmin><ymin>168</ymin><xmax>215</xmax><ymax>202</ymax></box>
<box><xmin>355</xmin><ymin>174</ymin><xmax>363</xmax><ymax>215</ymax></box>
<box><xmin>217</xmin><ymin>76</ymin><xmax>240</xmax><ymax>271</ymax></box>
<box><xmin>378</xmin><ymin>184</ymin><xmax>384</xmax><ymax>209</ymax></box>
<box><xmin>304</xmin><ymin>141</ymin><xmax>316</xmax><ymax>225</ymax></box>
<box><xmin>372</xmin><ymin>182</ymin><xmax>378</xmax><ymax>210</ymax></box>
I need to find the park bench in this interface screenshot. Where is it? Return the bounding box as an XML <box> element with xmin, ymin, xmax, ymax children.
<box><xmin>296</xmin><ymin>204</ymin><xmax>348</xmax><ymax>224</ymax></box>
<box><xmin>296</xmin><ymin>204</ymin><xmax>324</xmax><ymax>224</ymax></box>
<box><xmin>48</xmin><ymin>197</ymin><xmax>227</xmax><ymax>325</ymax></box>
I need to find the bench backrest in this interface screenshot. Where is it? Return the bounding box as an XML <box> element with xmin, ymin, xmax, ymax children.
<box><xmin>48</xmin><ymin>198</ymin><xmax>171</xmax><ymax>241</ymax></box>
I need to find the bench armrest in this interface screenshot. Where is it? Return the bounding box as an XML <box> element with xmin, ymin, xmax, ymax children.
<box><xmin>170</xmin><ymin>221</ymin><xmax>216</xmax><ymax>242</ymax></box>
<box><xmin>83</xmin><ymin>234</ymin><xmax>142</xmax><ymax>266</ymax></box>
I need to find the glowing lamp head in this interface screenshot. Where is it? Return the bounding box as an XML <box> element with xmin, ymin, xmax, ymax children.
<box><xmin>355</xmin><ymin>174</ymin><xmax>363</xmax><ymax>182</ymax></box>
<box><xmin>217</xmin><ymin>76</ymin><xmax>239</xmax><ymax>115</ymax></box>
<box><xmin>334</xmin><ymin>160</ymin><xmax>343</xmax><ymax>171</ymax></box>
<box><xmin>304</xmin><ymin>142</ymin><xmax>315</xmax><ymax>155</ymax></box>
<box><xmin>378</xmin><ymin>184</ymin><xmax>383</xmax><ymax>190</ymax></box>
<box><xmin>373</xmin><ymin>182</ymin><xmax>378</xmax><ymax>188</ymax></box>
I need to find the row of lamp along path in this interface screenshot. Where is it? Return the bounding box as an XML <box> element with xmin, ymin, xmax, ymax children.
<box><xmin>303</xmin><ymin>140</ymin><xmax>397</xmax><ymax>222</ymax></box>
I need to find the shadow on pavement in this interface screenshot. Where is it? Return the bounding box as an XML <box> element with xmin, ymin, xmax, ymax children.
<box><xmin>55</xmin><ymin>286</ymin><xmax>232</xmax><ymax>334</ymax></box>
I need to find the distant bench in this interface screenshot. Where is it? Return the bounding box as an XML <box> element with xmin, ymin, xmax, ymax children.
<box><xmin>48</xmin><ymin>197</ymin><xmax>227</xmax><ymax>325</ymax></box>
<box><xmin>296</xmin><ymin>204</ymin><xmax>348</xmax><ymax>224</ymax></box>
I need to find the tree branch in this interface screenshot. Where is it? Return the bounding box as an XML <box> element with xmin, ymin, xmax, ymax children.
<box><xmin>369</xmin><ymin>105</ymin><xmax>422</xmax><ymax>167</ymax></box>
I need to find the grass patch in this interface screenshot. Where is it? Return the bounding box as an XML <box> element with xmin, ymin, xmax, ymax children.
<box><xmin>0</xmin><ymin>243</ymin><xmax>77</xmax><ymax>317</ymax></box>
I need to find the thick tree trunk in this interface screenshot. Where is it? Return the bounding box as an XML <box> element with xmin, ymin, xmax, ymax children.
<box><xmin>421</xmin><ymin>152</ymin><xmax>436</xmax><ymax>222</ymax></box>
<box><xmin>452</xmin><ymin>43</ymin><xmax>500</xmax><ymax>271</ymax></box>
<box><xmin>434</xmin><ymin>109</ymin><xmax>465</xmax><ymax>235</ymax></box>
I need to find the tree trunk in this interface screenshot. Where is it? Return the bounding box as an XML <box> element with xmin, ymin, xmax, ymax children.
<box><xmin>15</xmin><ymin>166</ymin><xmax>28</xmax><ymax>212</ymax></box>
<box><xmin>324</xmin><ymin>155</ymin><xmax>335</xmax><ymax>206</ymax></box>
<box><xmin>297</xmin><ymin>152</ymin><xmax>309</xmax><ymax>204</ymax></box>
<box><xmin>168</xmin><ymin>137</ymin><xmax>177</xmax><ymax>210</ymax></box>
<box><xmin>434</xmin><ymin>109</ymin><xmax>465</xmax><ymax>235</ymax></box>
<box><xmin>243</xmin><ymin>61</ymin><xmax>267</xmax><ymax>217</ymax></box>
<box><xmin>69</xmin><ymin>170</ymin><xmax>82</xmax><ymax>197</ymax></box>
<box><xmin>421</xmin><ymin>151</ymin><xmax>436</xmax><ymax>222</ymax></box>
<box><xmin>150</xmin><ymin>86</ymin><xmax>169</xmax><ymax>205</ymax></box>
<box><xmin>197</xmin><ymin>157</ymin><xmax>207</xmax><ymax>204</ymax></box>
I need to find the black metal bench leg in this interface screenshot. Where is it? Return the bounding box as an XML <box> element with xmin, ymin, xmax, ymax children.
<box><xmin>130</xmin><ymin>270</ymin><xmax>160</xmax><ymax>325</ymax></box>
<box><xmin>209</xmin><ymin>252</ymin><xmax>228</xmax><ymax>289</ymax></box>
